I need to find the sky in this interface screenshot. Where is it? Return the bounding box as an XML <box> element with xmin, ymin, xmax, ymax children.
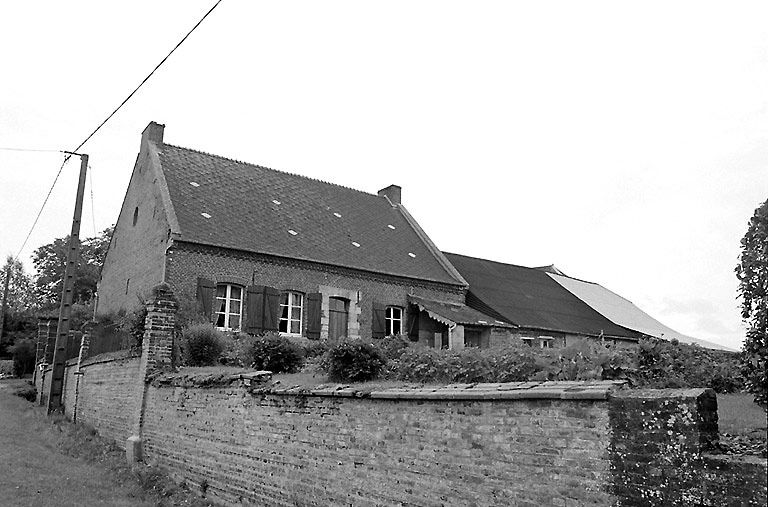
<box><xmin>1</xmin><ymin>1</ymin><xmax>766</xmax><ymax>351</ymax></box>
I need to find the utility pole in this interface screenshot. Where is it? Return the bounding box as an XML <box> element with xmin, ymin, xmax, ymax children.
<box><xmin>0</xmin><ymin>260</ymin><xmax>10</xmax><ymax>348</ymax></box>
<box><xmin>46</xmin><ymin>153</ymin><xmax>88</xmax><ymax>414</ymax></box>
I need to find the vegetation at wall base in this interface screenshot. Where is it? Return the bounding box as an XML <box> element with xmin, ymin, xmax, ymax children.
<box><xmin>9</xmin><ymin>338</ymin><xmax>35</xmax><ymax>377</ymax></box>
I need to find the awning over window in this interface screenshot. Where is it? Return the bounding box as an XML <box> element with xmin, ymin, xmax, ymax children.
<box><xmin>408</xmin><ymin>295</ymin><xmax>514</xmax><ymax>328</ymax></box>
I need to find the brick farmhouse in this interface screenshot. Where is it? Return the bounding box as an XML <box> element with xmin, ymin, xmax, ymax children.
<box><xmin>97</xmin><ymin>122</ymin><xmax>724</xmax><ymax>350</ymax></box>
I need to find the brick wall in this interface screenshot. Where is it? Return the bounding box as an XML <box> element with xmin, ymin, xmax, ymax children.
<box><xmin>97</xmin><ymin>144</ymin><xmax>171</xmax><ymax>314</ymax></box>
<box><xmin>142</xmin><ymin>380</ymin><xmax>616</xmax><ymax>506</ymax></box>
<box><xmin>71</xmin><ymin>352</ymin><xmax>141</xmax><ymax>448</ymax></box>
<box><xmin>166</xmin><ymin>243</ymin><xmax>465</xmax><ymax>341</ymax></box>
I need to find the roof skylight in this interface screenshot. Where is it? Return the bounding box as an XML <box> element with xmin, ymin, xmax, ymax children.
<box><xmin>189</xmin><ymin>181</ymin><xmax>200</xmax><ymax>187</ymax></box>
<box><xmin>387</xmin><ymin>224</ymin><xmax>396</xmax><ymax>230</ymax></box>
<box><xmin>288</xmin><ymin>229</ymin><xmax>298</xmax><ymax>236</ymax></box>
<box><xmin>333</xmin><ymin>212</ymin><xmax>342</xmax><ymax>218</ymax></box>
<box><xmin>408</xmin><ymin>252</ymin><xmax>416</xmax><ymax>258</ymax></box>
<box><xmin>352</xmin><ymin>241</ymin><xmax>361</xmax><ymax>248</ymax></box>
<box><xmin>272</xmin><ymin>199</ymin><xmax>281</xmax><ymax>205</ymax></box>
<box><xmin>201</xmin><ymin>212</ymin><xmax>211</xmax><ymax>219</ymax></box>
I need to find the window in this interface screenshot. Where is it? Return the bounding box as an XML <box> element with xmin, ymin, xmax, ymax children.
<box><xmin>385</xmin><ymin>306</ymin><xmax>402</xmax><ymax>336</ymax></box>
<box><xmin>279</xmin><ymin>292</ymin><xmax>303</xmax><ymax>335</ymax></box>
<box><xmin>521</xmin><ymin>337</ymin><xmax>535</xmax><ymax>347</ymax></box>
<box><xmin>215</xmin><ymin>284</ymin><xmax>242</xmax><ymax>330</ymax></box>
<box><xmin>539</xmin><ymin>336</ymin><xmax>554</xmax><ymax>349</ymax></box>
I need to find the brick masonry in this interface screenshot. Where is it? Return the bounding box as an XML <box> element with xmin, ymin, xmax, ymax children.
<box><xmin>58</xmin><ymin>288</ymin><xmax>766</xmax><ymax>506</ymax></box>
<box><xmin>97</xmin><ymin>137</ymin><xmax>172</xmax><ymax>314</ymax></box>
<box><xmin>166</xmin><ymin>242</ymin><xmax>465</xmax><ymax>342</ymax></box>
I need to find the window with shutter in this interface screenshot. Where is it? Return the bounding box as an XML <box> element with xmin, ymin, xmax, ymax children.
<box><xmin>214</xmin><ymin>284</ymin><xmax>243</xmax><ymax>331</ymax></box>
<box><xmin>371</xmin><ymin>302</ymin><xmax>386</xmax><ymax>339</ymax></box>
<box><xmin>279</xmin><ymin>292</ymin><xmax>304</xmax><ymax>335</ymax></box>
<box><xmin>385</xmin><ymin>307</ymin><xmax>403</xmax><ymax>336</ymax></box>
<box><xmin>244</xmin><ymin>285</ymin><xmax>264</xmax><ymax>334</ymax></box>
<box><xmin>196</xmin><ymin>277</ymin><xmax>216</xmax><ymax>321</ymax></box>
<box><xmin>305</xmin><ymin>293</ymin><xmax>322</xmax><ymax>340</ymax></box>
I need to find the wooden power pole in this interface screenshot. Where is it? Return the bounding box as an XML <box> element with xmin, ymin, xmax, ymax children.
<box><xmin>46</xmin><ymin>153</ymin><xmax>88</xmax><ymax>414</ymax></box>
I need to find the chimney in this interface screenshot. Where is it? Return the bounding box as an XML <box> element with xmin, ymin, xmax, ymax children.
<box><xmin>141</xmin><ymin>121</ymin><xmax>165</xmax><ymax>146</ymax></box>
<box><xmin>377</xmin><ymin>184</ymin><xmax>401</xmax><ymax>205</ymax></box>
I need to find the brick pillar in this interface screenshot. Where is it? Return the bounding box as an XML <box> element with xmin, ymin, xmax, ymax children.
<box><xmin>127</xmin><ymin>285</ymin><xmax>177</xmax><ymax>463</ymax></box>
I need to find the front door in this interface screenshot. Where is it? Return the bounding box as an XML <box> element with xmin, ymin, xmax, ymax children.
<box><xmin>328</xmin><ymin>297</ymin><xmax>349</xmax><ymax>342</ymax></box>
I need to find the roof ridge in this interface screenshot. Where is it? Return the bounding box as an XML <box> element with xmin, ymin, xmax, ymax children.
<box><xmin>443</xmin><ymin>251</ymin><xmax>542</xmax><ymax>272</ymax></box>
<box><xmin>162</xmin><ymin>142</ymin><xmax>382</xmax><ymax>199</ymax></box>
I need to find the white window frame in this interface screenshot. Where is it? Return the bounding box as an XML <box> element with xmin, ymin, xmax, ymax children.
<box><xmin>215</xmin><ymin>284</ymin><xmax>243</xmax><ymax>331</ymax></box>
<box><xmin>539</xmin><ymin>336</ymin><xmax>554</xmax><ymax>349</ymax></box>
<box><xmin>521</xmin><ymin>337</ymin><xmax>535</xmax><ymax>347</ymax></box>
<box><xmin>385</xmin><ymin>306</ymin><xmax>403</xmax><ymax>336</ymax></box>
<box><xmin>279</xmin><ymin>291</ymin><xmax>304</xmax><ymax>336</ymax></box>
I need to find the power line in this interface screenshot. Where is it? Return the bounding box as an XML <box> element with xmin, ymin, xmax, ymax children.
<box><xmin>15</xmin><ymin>156</ymin><xmax>71</xmax><ymax>258</ymax></box>
<box><xmin>69</xmin><ymin>0</ymin><xmax>224</xmax><ymax>156</ymax></box>
<box><xmin>13</xmin><ymin>0</ymin><xmax>224</xmax><ymax>260</ymax></box>
<box><xmin>0</xmin><ymin>147</ymin><xmax>65</xmax><ymax>153</ymax></box>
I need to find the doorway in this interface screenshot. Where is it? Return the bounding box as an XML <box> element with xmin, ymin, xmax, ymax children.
<box><xmin>328</xmin><ymin>297</ymin><xmax>349</xmax><ymax>342</ymax></box>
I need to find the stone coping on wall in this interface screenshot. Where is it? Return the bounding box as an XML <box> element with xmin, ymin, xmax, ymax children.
<box><xmin>150</xmin><ymin>370</ymin><xmax>626</xmax><ymax>401</ymax></box>
<box><xmin>79</xmin><ymin>349</ymin><xmax>140</xmax><ymax>368</ymax></box>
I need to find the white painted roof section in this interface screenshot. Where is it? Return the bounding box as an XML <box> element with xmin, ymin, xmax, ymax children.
<box><xmin>547</xmin><ymin>273</ymin><xmax>734</xmax><ymax>351</ymax></box>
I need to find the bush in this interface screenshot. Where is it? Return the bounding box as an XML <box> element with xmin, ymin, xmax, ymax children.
<box><xmin>181</xmin><ymin>324</ymin><xmax>225</xmax><ymax>366</ymax></box>
<box><xmin>9</xmin><ymin>339</ymin><xmax>36</xmax><ymax>377</ymax></box>
<box><xmin>247</xmin><ymin>332</ymin><xmax>304</xmax><ymax>373</ymax></box>
<box><xmin>303</xmin><ymin>340</ymin><xmax>330</xmax><ymax>360</ymax></box>
<box><xmin>14</xmin><ymin>386</ymin><xmax>37</xmax><ymax>402</ymax></box>
<box><xmin>375</xmin><ymin>334</ymin><xmax>412</xmax><ymax>361</ymax></box>
<box><xmin>321</xmin><ymin>340</ymin><xmax>386</xmax><ymax>382</ymax></box>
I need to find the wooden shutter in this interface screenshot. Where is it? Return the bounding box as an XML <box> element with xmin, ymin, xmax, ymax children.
<box><xmin>262</xmin><ymin>286</ymin><xmax>281</xmax><ymax>332</ymax></box>
<box><xmin>244</xmin><ymin>285</ymin><xmax>265</xmax><ymax>334</ymax></box>
<box><xmin>195</xmin><ymin>277</ymin><xmax>216</xmax><ymax>322</ymax></box>
<box><xmin>407</xmin><ymin>307</ymin><xmax>420</xmax><ymax>340</ymax></box>
<box><xmin>371</xmin><ymin>301</ymin><xmax>386</xmax><ymax>339</ymax></box>
<box><xmin>305</xmin><ymin>292</ymin><xmax>322</xmax><ymax>340</ymax></box>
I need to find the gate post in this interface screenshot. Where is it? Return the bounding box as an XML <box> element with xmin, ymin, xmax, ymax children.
<box><xmin>126</xmin><ymin>284</ymin><xmax>177</xmax><ymax>463</ymax></box>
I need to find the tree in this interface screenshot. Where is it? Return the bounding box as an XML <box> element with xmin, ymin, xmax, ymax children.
<box><xmin>0</xmin><ymin>257</ymin><xmax>37</xmax><ymax>356</ymax></box>
<box><xmin>0</xmin><ymin>256</ymin><xmax>36</xmax><ymax>314</ymax></box>
<box><xmin>735</xmin><ymin>199</ymin><xmax>768</xmax><ymax>410</ymax></box>
<box><xmin>32</xmin><ymin>226</ymin><xmax>113</xmax><ymax>309</ymax></box>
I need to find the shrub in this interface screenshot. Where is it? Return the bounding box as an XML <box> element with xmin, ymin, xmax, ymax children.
<box><xmin>303</xmin><ymin>340</ymin><xmax>330</xmax><ymax>360</ymax></box>
<box><xmin>247</xmin><ymin>332</ymin><xmax>304</xmax><ymax>373</ymax></box>
<box><xmin>181</xmin><ymin>324</ymin><xmax>225</xmax><ymax>366</ymax></box>
<box><xmin>9</xmin><ymin>339</ymin><xmax>36</xmax><ymax>377</ymax></box>
<box><xmin>375</xmin><ymin>334</ymin><xmax>412</xmax><ymax>361</ymax></box>
<box><xmin>484</xmin><ymin>344</ymin><xmax>540</xmax><ymax>382</ymax></box>
<box><xmin>14</xmin><ymin>386</ymin><xmax>37</xmax><ymax>402</ymax></box>
<box><xmin>321</xmin><ymin>340</ymin><xmax>386</xmax><ymax>382</ymax></box>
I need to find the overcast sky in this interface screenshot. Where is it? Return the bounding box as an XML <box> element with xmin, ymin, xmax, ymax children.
<box><xmin>1</xmin><ymin>1</ymin><xmax>766</xmax><ymax>350</ymax></box>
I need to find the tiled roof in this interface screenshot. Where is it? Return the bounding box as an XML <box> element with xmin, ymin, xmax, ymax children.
<box><xmin>155</xmin><ymin>143</ymin><xmax>464</xmax><ymax>286</ymax></box>
<box><xmin>408</xmin><ymin>295</ymin><xmax>514</xmax><ymax>328</ymax></box>
<box><xmin>444</xmin><ymin>252</ymin><xmax>640</xmax><ymax>339</ymax></box>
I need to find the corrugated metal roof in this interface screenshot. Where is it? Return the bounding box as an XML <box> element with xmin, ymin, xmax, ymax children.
<box><xmin>547</xmin><ymin>273</ymin><xmax>734</xmax><ymax>351</ymax></box>
<box><xmin>155</xmin><ymin>143</ymin><xmax>465</xmax><ymax>286</ymax></box>
<box><xmin>444</xmin><ymin>253</ymin><xmax>640</xmax><ymax>339</ymax></box>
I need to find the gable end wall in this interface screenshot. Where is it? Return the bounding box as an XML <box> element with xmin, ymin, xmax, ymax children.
<box><xmin>97</xmin><ymin>147</ymin><xmax>171</xmax><ymax>314</ymax></box>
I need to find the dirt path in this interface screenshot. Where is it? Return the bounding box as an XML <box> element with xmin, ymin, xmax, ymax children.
<box><xmin>0</xmin><ymin>379</ymin><xmax>155</xmax><ymax>507</ymax></box>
